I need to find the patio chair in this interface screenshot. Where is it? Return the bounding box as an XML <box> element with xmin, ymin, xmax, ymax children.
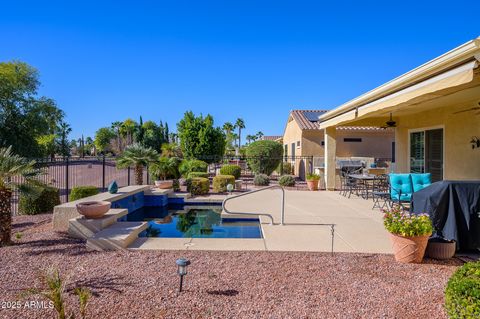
<box><xmin>372</xmin><ymin>174</ymin><xmax>391</xmax><ymax>210</ymax></box>
<box><xmin>411</xmin><ymin>173</ymin><xmax>432</xmax><ymax>192</ymax></box>
<box><xmin>340</xmin><ymin>167</ymin><xmax>362</xmax><ymax>198</ymax></box>
<box><xmin>389</xmin><ymin>173</ymin><xmax>413</xmax><ymax>209</ymax></box>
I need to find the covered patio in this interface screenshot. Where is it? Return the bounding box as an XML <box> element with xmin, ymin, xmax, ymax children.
<box><xmin>320</xmin><ymin>37</ymin><xmax>480</xmax><ymax>190</ymax></box>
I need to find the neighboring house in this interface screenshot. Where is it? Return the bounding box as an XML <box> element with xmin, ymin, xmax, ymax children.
<box><xmin>320</xmin><ymin>37</ymin><xmax>480</xmax><ymax>190</ymax></box>
<box><xmin>283</xmin><ymin>110</ymin><xmax>394</xmax><ymax>179</ymax></box>
<box><xmin>260</xmin><ymin>135</ymin><xmax>283</xmax><ymax>142</ymax></box>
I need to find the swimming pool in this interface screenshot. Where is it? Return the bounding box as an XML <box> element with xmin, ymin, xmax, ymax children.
<box><xmin>127</xmin><ymin>205</ymin><xmax>262</xmax><ymax>239</ymax></box>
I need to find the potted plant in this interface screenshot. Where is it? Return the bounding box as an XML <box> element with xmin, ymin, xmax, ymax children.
<box><xmin>150</xmin><ymin>157</ymin><xmax>180</xmax><ymax>189</ymax></box>
<box><xmin>383</xmin><ymin>206</ymin><xmax>433</xmax><ymax>263</ymax></box>
<box><xmin>306</xmin><ymin>173</ymin><xmax>320</xmax><ymax>191</ymax></box>
<box><xmin>425</xmin><ymin>237</ymin><xmax>456</xmax><ymax>260</ymax></box>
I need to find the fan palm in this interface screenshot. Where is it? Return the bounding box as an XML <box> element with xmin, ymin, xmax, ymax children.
<box><xmin>0</xmin><ymin>146</ymin><xmax>43</xmax><ymax>245</ymax></box>
<box><xmin>235</xmin><ymin>118</ymin><xmax>245</xmax><ymax>155</ymax></box>
<box><xmin>116</xmin><ymin>143</ymin><xmax>158</xmax><ymax>185</ymax></box>
<box><xmin>150</xmin><ymin>157</ymin><xmax>180</xmax><ymax>180</ymax></box>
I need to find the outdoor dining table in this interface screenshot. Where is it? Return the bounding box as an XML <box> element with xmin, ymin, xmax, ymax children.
<box><xmin>348</xmin><ymin>174</ymin><xmax>376</xmax><ymax>199</ymax></box>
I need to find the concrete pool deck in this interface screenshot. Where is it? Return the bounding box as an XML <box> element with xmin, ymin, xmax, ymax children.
<box><xmin>130</xmin><ymin>190</ymin><xmax>392</xmax><ymax>254</ymax></box>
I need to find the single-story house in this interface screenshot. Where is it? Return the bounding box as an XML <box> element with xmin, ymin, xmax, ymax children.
<box><xmin>283</xmin><ymin>109</ymin><xmax>394</xmax><ymax>179</ymax></box>
<box><xmin>260</xmin><ymin>135</ymin><xmax>283</xmax><ymax>142</ymax></box>
<box><xmin>320</xmin><ymin>37</ymin><xmax>480</xmax><ymax>190</ymax></box>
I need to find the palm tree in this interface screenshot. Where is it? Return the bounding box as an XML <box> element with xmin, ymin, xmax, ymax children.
<box><xmin>0</xmin><ymin>146</ymin><xmax>42</xmax><ymax>245</ymax></box>
<box><xmin>246</xmin><ymin>134</ymin><xmax>255</xmax><ymax>144</ymax></box>
<box><xmin>256</xmin><ymin>131</ymin><xmax>264</xmax><ymax>140</ymax></box>
<box><xmin>234</xmin><ymin>118</ymin><xmax>245</xmax><ymax>155</ymax></box>
<box><xmin>120</xmin><ymin>118</ymin><xmax>137</xmax><ymax>146</ymax></box>
<box><xmin>111</xmin><ymin>121</ymin><xmax>123</xmax><ymax>152</ymax></box>
<box><xmin>223</xmin><ymin>122</ymin><xmax>234</xmax><ymax>135</ymax></box>
<box><xmin>161</xmin><ymin>143</ymin><xmax>181</xmax><ymax>158</ymax></box>
<box><xmin>149</xmin><ymin>157</ymin><xmax>179</xmax><ymax>180</ymax></box>
<box><xmin>116</xmin><ymin>143</ymin><xmax>158</xmax><ymax>185</ymax></box>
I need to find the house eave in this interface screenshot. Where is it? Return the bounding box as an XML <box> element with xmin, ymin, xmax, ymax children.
<box><xmin>319</xmin><ymin>37</ymin><xmax>480</xmax><ymax>123</ymax></box>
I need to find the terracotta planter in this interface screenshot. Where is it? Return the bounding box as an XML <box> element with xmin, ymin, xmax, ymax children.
<box><xmin>306</xmin><ymin>180</ymin><xmax>319</xmax><ymax>191</ymax></box>
<box><xmin>234</xmin><ymin>180</ymin><xmax>243</xmax><ymax>190</ymax></box>
<box><xmin>426</xmin><ymin>240</ymin><xmax>456</xmax><ymax>259</ymax></box>
<box><xmin>76</xmin><ymin>201</ymin><xmax>111</xmax><ymax>219</ymax></box>
<box><xmin>389</xmin><ymin>233</ymin><xmax>431</xmax><ymax>263</ymax></box>
<box><xmin>155</xmin><ymin>180</ymin><xmax>173</xmax><ymax>189</ymax></box>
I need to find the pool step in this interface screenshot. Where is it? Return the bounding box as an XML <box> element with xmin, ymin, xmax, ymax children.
<box><xmin>86</xmin><ymin>221</ymin><xmax>149</xmax><ymax>251</ymax></box>
<box><xmin>68</xmin><ymin>209</ymin><xmax>128</xmax><ymax>240</ymax></box>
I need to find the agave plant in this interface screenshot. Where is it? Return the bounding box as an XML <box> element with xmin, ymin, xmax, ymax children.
<box><xmin>0</xmin><ymin>146</ymin><xmax>43</xmax><ymax>245</ymax></box>
<box><xmin>116</xmin><ymin>143</ymin><xmax>158</xmax><ymax>185</ymax></box>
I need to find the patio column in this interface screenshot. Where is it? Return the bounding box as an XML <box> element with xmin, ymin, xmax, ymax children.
<box><xmin>324</xmin><ymin>126</ymin><xmax>336</xmax><ymax>191</ymax></box>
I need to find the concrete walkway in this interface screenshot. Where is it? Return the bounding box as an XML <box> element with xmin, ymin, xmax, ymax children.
<box><xmin>131</xmin><ymin>190</ymin><xmax>392</xmax><ymax>254</ymax></box>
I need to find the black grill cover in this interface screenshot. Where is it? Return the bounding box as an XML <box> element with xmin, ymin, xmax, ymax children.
<box><xmin>412</xmin><ymin>181</ymin><xmax>480</xmax><ymax>250</ymax></box>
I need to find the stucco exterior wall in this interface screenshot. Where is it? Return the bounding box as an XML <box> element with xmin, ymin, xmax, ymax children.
<box><xmin>283</xmin><ymin>122</ymin><xmax>394</xmax><ymax>159</ymax></box>
<box><xmin>301</xmin><ymin>131</ymin><xmax>324</xmax><ymax>156</ymax></box>
<box><xmin>395</xmin><ymin>103</ymin><xmax>480</xmax><ymax>180</ymax></box>
<box><xmin>282</xmin><ymin>118</ymin><xmax>303</xmax><ymax>156</ymax></box>
<box><xmin>336</xmin><ymin>130</ymin><xmax>394</xmax><ymax>158</ymax></box>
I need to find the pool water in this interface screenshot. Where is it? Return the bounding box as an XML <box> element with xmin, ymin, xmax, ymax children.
<box><xmin>127</xmin><ymin>206</ymin><xmax>262</xmax><ymax>239</ymax></box>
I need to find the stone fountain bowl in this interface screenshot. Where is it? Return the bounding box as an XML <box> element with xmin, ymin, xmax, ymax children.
<box><xmin>76</xmin><ymin>201</ymin><xmax>111</xmax><ymax>219</ymax></box>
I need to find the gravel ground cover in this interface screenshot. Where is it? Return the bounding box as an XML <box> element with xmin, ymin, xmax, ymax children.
<box><xmin>1</xmin><ymin>214</ymin><xmax>461</xmax><ymax>319</ymax></box>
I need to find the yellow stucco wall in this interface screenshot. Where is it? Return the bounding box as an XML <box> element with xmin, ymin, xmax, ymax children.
<box><xmin>336</xmin><ymin>130</ymin><xmax>394</xmax><ymax>158</ymax></box>
<box><xmin>283</xmin><ymin>117</ymin><xmax>303</xmax><ymax>156</ymax></box>
<box><xmin>395</xmin><ymin>103</ymin><xmax>480</xmax><ymax>180</ymax></box>
<box><xmin>283</xmin><ymin>120</ymin><xmax>394</xmax><ymax>158</ymax></box>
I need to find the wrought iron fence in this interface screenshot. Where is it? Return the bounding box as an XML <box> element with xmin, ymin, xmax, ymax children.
<box><xmin>201</xmin><ymin>155</ymin><xmax>317</xmax><ymax>180</ymax></box>
<box><xmin>10</xmin><ymin>156</ymin><xmax>150</xmax><ymax>215</ymax></box>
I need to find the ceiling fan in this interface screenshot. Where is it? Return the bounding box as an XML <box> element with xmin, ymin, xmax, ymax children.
<box><xmin>381</xmin><ymin>113</ymin><xmax>397</xmax><ymax>129</ymax></box>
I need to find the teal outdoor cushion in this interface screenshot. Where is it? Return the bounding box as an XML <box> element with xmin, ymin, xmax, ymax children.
<box><xmin>389</xmin><ymin>173</ymin><xmax>413</xmax><ymax>202</ymax></box>
<box><xmin>411</xmin><ymin>173</ymin><xmax>432</xmax><ymax>192</ymax></box>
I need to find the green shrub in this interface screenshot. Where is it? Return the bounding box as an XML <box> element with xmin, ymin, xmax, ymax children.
<box><xmin>213</xmin><ymin>175</ymin><xmax>235</xmax><ymax>193</ymax></box>
<box><xmin>306</xmin><ymin>173</ymin><xmax>321</xmax><ymax>181</ymax></box>
<box><xmin>188</xmin><ymin>177</ymin><xmax>210</xmax><ymax>196</ymax></box>
<box><xmin>187</xmin><ymin>172</ymin><xmax>210</xmax><ymax>179</ymax></box>
<box><xmin>19</xmin><ymin>186</ymin><xmax>60</xmax><ymax>215</ymax></box>
<box><xmin>179</xmin><ymin>159</ymin><xmax>208</xmax><ymax>177</ymax></box>
<box><xmin>69</xmin><ymin>186</ymin><xmax>99</xmax><ymax>201</ymax></box>
<box><xmin>279</xmin><ymin>175</ymin><xmax>296</xmax><ymax>187</ymax></box>
<box><xmin>277</xmin><ymin>162</ymin><xmax>293</xmax><ymax>175</ymax></box>
<box><xmin>245</xmin><ymin>140</ymin><xmax>283</xmax><ymax>175</ymax></box>
<box><xmin>254</xmin><ymin>174</ymin><xmax>270</xmax><ymax>186</ymax></box>
<box><xmin>220</xmin><ymin>164</ymin><xmax>241</xmax><ymax>180</ymax></box>
<box><xmin>445</xmin><ymin>261</ymin><xmax>480</xmax><ymax>318</ymax></box>
<box><xmin>172</xmin><ymin>179</ymin><xmax>180</xmax><ymax>192</ymax></box>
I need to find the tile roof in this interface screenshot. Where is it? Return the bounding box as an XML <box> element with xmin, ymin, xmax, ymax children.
<box><xmin>290</xmin><ymin>110</ymin><xmax>328</xmax><ymax>130</ymax></box>
<box><xmin>289</xmin><ymin>110</ymin><xmax>390</xmax><ymax>132</ymax></box>
<box><xmin>336</xmin><ymin>126</ymin><xmax>391</xmax><ymax>131</ymax></box>
<box><xmin>261</xmin><ymin>135</ymin><xmax>283</xmax><ymax>141</ymax></box>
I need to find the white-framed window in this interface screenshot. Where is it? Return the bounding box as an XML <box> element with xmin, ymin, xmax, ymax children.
<box><xmin>296</xmin><ymin>141</ymin><xmax>301</xmax><ymax>148</ymax></box>
<box><xmin>408</xmin><ymin>126</ymin><xmax>444</xmax><ymax>182</ymax></box>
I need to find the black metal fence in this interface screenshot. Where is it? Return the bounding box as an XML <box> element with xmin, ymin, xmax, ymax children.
<box><xmin>10</xmin><ymin>156</ymin><xmax>150</xmax><ymax>215</ymax></box>
<box><xmin>11</xmin><ymin>155</ymin><xmax>322</xmax><ymax>214</ymax></box>
<box><xmin>201</xmin><ymin>155</ymin><xmax>317</xmax><ymax>180</ymax></box>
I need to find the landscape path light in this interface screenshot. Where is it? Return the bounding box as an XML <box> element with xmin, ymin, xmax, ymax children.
<box><xmin>176</xmin><ymin>258</ymin><xmax>191</xmax><ymax>292</ymax></box>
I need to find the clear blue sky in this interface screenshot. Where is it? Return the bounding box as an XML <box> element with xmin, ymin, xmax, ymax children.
<box><xmin>1</xmin><ymin>1</ymin><xmax>479</xmax><ymax>141</ymax></box>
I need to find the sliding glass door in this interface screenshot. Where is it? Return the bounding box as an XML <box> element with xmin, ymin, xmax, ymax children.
<box><xmin>410</xmin><ymin>128</ymin><xmax>443</xmax><ymax>182</ymax></box>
